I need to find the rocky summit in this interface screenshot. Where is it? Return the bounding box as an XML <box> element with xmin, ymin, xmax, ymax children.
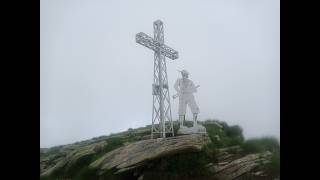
<box><xmin>90</xmin><ymin>133</ymin><xmax>211</xmax><ymax>174</ymax></box>
<box><xmin>40</xmin><ymin>120</ymin><xmax>280</xmax><ymax>180</ymax></box>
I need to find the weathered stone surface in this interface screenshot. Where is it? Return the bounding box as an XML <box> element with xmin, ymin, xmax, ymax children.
<box><xmin>218</xmin><ymin>145</ymin><xmax>242</xmax><ymax>153</ymax></box>
<box><xmin>40</xmin><ymin>121</ymin><xmax>279</xmax><ymax>179</ymax></box>
<box><xmin>215</xmin><ymin>146</ymin><xmax>243</xmax><ymax>163</ymax></box>
<box><xmin>177</xmin><ymin>124</ymin><xmax>207</xmax><ymax>135</ymax></box>
<box><xmin>208</xmin><ymin>151</ymin><xmax>272</xmax><ymax>180</ymax></box>
<box><xmin>40</xmin><ymin>150</ymin><xmax>68</xmax><ymax>175</ymax></box>
<box><xmin>90</xmin><ymin>134</ymin><xmax>211</xmax><ymax>174</ymax></box>
<box><xmin>40</xmin><ymin>141</ymin><xmax>108</xmax><ymax>177</ymax></box>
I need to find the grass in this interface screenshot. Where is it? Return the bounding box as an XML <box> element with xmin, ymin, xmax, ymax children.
<box><xmin>41</xmin><ymin>120</ymin><xmax>280</xmax><ymax>179</ymax></box>
<box><xmin>267</xmin><ymin>150</ymin><xmax>280</xmax><ymax>176</ymax></box>
<box><xmin>241</xmin><ymin>136</ymin><xmax>280</xmax><ymax>178</ymax></box>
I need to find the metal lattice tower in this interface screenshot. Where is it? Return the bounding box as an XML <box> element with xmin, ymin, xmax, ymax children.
<box><xmin>136</xmin><ymin>20</ymin><xmax>179</xmax><ymax>138</ymax></box>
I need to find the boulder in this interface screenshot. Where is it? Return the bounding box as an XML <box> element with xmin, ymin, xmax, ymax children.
<box><xmin>90</xmin><ymin>134</ymin><xmax>211</xmax><ymax>174</ymax></box>
<box><xmin>40</xmin><ymin>140</ymin><xmax>108</xmax><ymax>178</ymax></box>
<box><xmin>208</xmin><ymin>151</ymin><xmax>272</xmax><ymax>180</ymax></box>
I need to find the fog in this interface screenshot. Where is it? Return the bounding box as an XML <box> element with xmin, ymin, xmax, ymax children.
<box><xmin>41</xmin><ymin>0</ymin><xmax>280</xmax><ymax>148</ymax></box>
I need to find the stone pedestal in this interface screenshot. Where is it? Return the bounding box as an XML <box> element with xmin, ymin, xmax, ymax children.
<box><xmin>177</xmin><ymin>124</ymin><xmax>207</xmax><ymax>135</ymax></box>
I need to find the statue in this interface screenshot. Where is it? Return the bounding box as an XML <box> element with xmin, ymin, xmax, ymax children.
<box><xmin>174</xmin><ymin>70</ymin><xmax>206</xmax><ymax>134</ymax></box>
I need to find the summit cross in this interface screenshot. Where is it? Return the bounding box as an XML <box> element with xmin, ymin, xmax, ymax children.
<box><xmin>136</xmin><ymin>20</ymin><xmax>179</xmax><ymax>138</ymax></box>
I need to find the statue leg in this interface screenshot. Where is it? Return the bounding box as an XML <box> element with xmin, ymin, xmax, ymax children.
<box><xmin>178</xmin><ymin>95</ymin><xmax>187</xmax><ymax>127</ymax></box>
<box><xmin>189</xmin><ymin>95</ymin><xmax>200</xmax><ymax>127</ymax></box>
<box><xmin>179</xmin><ymin>115</ymin><xmax>185</xmax><ymax>127</ymax></box>
<box><xmin>193</xmin><ymin>113</ymin><xmax>198</xmax><ymax>127</ymax></box>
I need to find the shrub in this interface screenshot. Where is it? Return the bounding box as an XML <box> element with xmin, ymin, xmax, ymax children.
<box><xmin>268</xmin><ymin>150</ymin><xmax>280</xmax><ymax>175</ymax></box>
<box><xmin>143</xmin><ymin>151</ymin><xmax>212</xmax><ymax>180</ymax></box>
<box><xmin>104</xmin><ymin>137</ymin><xmax>124</xmax><ymax>152</ymax></box>
<box><xmin>204</xmin><ymin>121</ymin><xmax>244</xmax><ymax>148</ymax></box>
<box><xmin>224</xmin><ymin>125</ymin><xmax>244</xmax><ymax>141</ymax></box>
<box><xmin>242</xmin><ymin>136</ymin><xmax>280</xmax><ymax>154</ymax></box>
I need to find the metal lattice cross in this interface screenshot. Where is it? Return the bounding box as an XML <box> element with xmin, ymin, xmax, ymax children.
<box><xmin>136</xmin><ymin>20</ymin><xmax>179</xmax><ymax>138</ymax></box>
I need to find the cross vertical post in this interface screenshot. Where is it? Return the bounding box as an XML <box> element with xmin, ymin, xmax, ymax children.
<box><xmin>136</xmin><ymin>20</ymin><xmax>179</xmax><ymax>138</ymax></box>
<box><xmin>154</xmin><ymin>20</ymin><xmax>165</xmax><ymax>138</ymax></box>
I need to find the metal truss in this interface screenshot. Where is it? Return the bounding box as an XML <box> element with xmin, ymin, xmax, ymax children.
<box><xmin>136</xmin><ymin>32</ymin><xmax>179</xmax><ymax>60</ymax></box>
<box><xmin>136</xmin><ymin>20</ymin><xmax>179</xmax><ymax>138</ymax></box>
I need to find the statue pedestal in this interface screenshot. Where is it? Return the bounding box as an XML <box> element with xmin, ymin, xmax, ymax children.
<box><xmin>177</xmin><ymin>124</ymin><xmax>207</xmax><ymax>135</ymax></box>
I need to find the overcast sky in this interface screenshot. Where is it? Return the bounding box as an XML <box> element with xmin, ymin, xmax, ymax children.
<box><xmin>40</xmin><ymin>0</ymin><xmax>280</xmax><ymax>148</ymax></box>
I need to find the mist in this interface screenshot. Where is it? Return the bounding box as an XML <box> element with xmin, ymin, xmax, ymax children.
<box><xmin>41</xmin><ymin>0</ymin><xmax>280</xmax><ymax>148</ymax></box>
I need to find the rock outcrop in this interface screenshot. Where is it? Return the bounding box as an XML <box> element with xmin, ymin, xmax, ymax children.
<box><xmin>40</xmin><ymin>120</ymin><xmax>279</xmax><ymax>180</ymax></box>
<box><xmin>207</xmin><ymin>146</ymin><xmax>273</xmax><ymax>180</ymax></box>
<box><xmin>90</xmin><ymin>133</ymin><xmax>211</xmax><ymax>174</ymax></box>
<box><xmin>40</xmin><ymin>141</ymin><xmax>108</xmax><ymax>177</ymax></box>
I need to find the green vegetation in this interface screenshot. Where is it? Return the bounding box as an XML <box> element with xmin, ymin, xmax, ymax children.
<box><xmin>267</xmin><ymin>150</ymin><xmax>280</xmax><ymax>176</ymax></box>
<box><xmin>104</xmin><ymin>137</ymin><xmax>125</xmax><ymax>152</ymax></box>
<box><xmin>202</xmin><ymin>120</ymin><xmax>244</xmax><ymax>148</ymax></box>
<box><xmin>241</xmin><ymin>136</ymin><xmax>280</xmax><ymax>154</ymax></box>
<box><xmin>137</xmin><ymin>121</ymin><xmax>230</xmax><ymax>180</ymax></box>
<box><xmin>241</xmin><ymin>136</ymin><xmax>280</xmax><ymax>177</ymax></box>
<box><xmin>41</xmin><ymin>138</ymin><xmax>126</xmax><ymax>180</ymax></box>
<box><xmin>142</xmin><ymin>151</ymin><xmax>213</xmax><ymax>180</ymax></box>
<box><xmin>41</xmin><ymin>120</ymin><xmax>280</xmax><ymax>180</ymax></box>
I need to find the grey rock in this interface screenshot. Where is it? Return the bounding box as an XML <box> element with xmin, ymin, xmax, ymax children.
<box><xmin>209</xmin><ymin>151</ymin><xmax>272</xmax><ymax>180</ymax></box>
<box><xmin>40</xmin><ymin>141</ymin><xmax>108</xmax><ymax>178</ymax></box>
<box><xmin>90</xmin><ymin>134</ymin><xmax>211</xmax><ymax>174</ymax></box>
<box><xmin>218</xmin><ymin>146</ymin><xmax>242</xmax><ymax>153</ymax></box>
<box><xmin>177</xmin><ymin>124</ymin><xmax>207</xmax><ymax>135</ymax></box>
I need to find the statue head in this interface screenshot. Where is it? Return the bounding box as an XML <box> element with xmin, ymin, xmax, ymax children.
<box><xmin>180</xmin><ymin>69</ymin><xmax>189</xmax><ymax>79</ymax></box>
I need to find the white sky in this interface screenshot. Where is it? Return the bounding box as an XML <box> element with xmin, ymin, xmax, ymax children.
<box><xmin>41</xmin><ymin>0</ymin><xmax>280</xmax><ymax>148</ymax></box>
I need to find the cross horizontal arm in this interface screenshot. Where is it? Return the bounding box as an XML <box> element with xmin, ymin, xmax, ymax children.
<box><xmin>136</xmin><ymin>32</ymin><xmax>179</xmax><ymax>60</ymax></box>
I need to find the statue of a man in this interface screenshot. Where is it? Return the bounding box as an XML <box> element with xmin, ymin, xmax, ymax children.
<box><xmin>174</xmin><ymin>70</ymin><xmax>200</xmax><ymax>127</ymax></box>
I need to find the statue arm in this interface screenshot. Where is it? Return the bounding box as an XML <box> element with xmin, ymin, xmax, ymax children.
<box><xmin>191</xmin><ymin>81</ymin><xmax>197</xmax><ymax>93</ymax></box>
<box><xmin>174</xmin><ymin>79</ymin><xmax>180</xmax><ymax>93</ymax></box>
